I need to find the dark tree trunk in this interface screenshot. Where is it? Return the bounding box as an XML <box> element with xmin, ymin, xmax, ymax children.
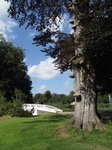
<box><xmin>69</xmin><ymin>0</ymin><xmax>104</xmax><ymax>131</ymax></box>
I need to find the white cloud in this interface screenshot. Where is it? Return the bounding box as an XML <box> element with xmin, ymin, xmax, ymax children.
<box><xmin>64</xmin><ymin>81</ymin><xmax>70</xmax><ymax>90</ymax></box>
<box><xmin>0</xmin><ymin>0</ymin><xmax>9</xmax><ymax>19</ymax></box>
<box><xmin>28</xmin><ymin>57</ymin><xmax>60</xmax><ymax>80</ymax></box>
<box><xmin>29</xmin><ymin>31</ymin><xmax>37</xmax><ymax>38</ymax></box>
<box><xmin>0</xmin><ymin>0</ymin><xmax>17</xmax><ymax>41</ymax></box>
<box><xmin>37</xmin><ymin>85</ymin><xmax>47</xmax><ymax>94</ymax></box>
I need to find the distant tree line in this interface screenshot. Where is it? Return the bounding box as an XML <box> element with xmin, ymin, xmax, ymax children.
<box><xmin>33</xmin><ymin>90</ymin><xmax>75</xmax><ymax>111</ymax></box>
<box><xmin>33</xmin><ymin>90</ymin><xmax>74</xmax><ymax>104</ymax></box>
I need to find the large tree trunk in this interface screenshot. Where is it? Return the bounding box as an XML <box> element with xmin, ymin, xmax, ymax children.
<box><xmin>70</xmin><ymin>65</ymin><xmax>104</xmax><ymax>131</ymax></box>
<box><xmin>69</xmin><ymin>0</ymin><xmax>104</xmax><ymax>131</ymax></box>
<box><xmin>73</xmin><ymin>71</ymin><xmax>103</xmax><ymax>131</ymax></box>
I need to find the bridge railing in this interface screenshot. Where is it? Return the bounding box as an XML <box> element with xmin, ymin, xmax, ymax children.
<box><xmin>22</xmin><ymin>104</ymin><xmax>63</xmax><ymax>115</ymax></box>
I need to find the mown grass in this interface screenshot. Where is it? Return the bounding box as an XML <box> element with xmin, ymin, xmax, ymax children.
<box><xmin>0</xmin><ymin>114</ymin><xmax>112</xmax><ymax>150</ymax></box>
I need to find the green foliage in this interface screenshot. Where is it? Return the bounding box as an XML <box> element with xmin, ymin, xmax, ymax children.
<box><xmin>97</xmin><ymin>93</ymin><xmax>109</xmax><ymax>104</ymax></box>
<box><xmin>33</xmin><ymin>93</ymin><xmax>43</xmax><ymax>104</ymax></box>
<box><xmin>9</xmin><ymin>102</ymin><xmax>33</xmax><ymax>117</ymax></box>
<box><xmin>80</xmin><ymin>1</ymin><xmax>112</xmax><ymax>94</ymax></box>
<box><xmin>12</xmin><ymin>88</ymin><xmax>27</xmax><ymax>102</ymax></box>
<box><xmin>0</xmin><ymin>92</ymin><xmax>9</xmax><ymax>116</ymax></box>
<box><xmin>0</xmin><ymin>89</ymin><xmax>33</xmax><ymax>117</ymax></box>
<box><xmin>67</xmin><ymin>91</ymin><xmax>75</xmax><ymax>103</ymax></box>
<box><xmin>44</xmin><ymin>90</ymin><xmax>52</xmax><ymax>102</ymax></box>
<box><xmin>0</xmin><ymin>114</ymin><xmax>112</xmax><ymax>150</ymax></box>
<box><xmin>33</xmin><ymin>90</ymin><xmax>75</xmax><ymax>111</ymax></box>
<box><xmin>0</xmin><ymin>35</ymin><xmax>32</xmax><ymax>103</ymax></box>
<box><xmin>36</xmin><ymin>90</ymin><xmax>52</xmax><ymax>104</ymax></box>
<box><xmin>97</xmin><ymin>93</ymin><xmax>112</xmax><ymax>111</ymax></box>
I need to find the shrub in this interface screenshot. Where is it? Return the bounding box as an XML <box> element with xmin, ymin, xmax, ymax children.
<box><xmin>0</xmin><ymin>110</ymin><xmax>3</xmax><ymax>117</ymax></box>
<box><xmin>10</xmin><ymin>107</ymin><xmax>33</xmax><ymax>117</ymax></box>
<box><xmin>0</xmin><ymin>89</ymin><xmax>33</xmax><ymax>117</ymax></box>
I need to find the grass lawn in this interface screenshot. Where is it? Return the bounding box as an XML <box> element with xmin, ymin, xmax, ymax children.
<box><xmin>0</xmin><ymin>113</ymin><xmax>112</xmax><ymax>150</ymax></box>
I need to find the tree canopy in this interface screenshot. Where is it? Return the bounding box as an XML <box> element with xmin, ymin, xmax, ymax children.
<box><xmin>80</xmin><ymin>0</ymin><xmax>112</xmax><ymax>93</ymax></box>
<box><xmin>6</xmin><ymin>0</ymin><xmax>112</xmax><ymax>94</ymax></box>
<box><xmin>0</xmin><ymin>34</ymin><xmax>32</xmax><ymax>103</ymax></box>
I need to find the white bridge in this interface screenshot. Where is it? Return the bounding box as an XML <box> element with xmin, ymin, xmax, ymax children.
<box><xmin>22</xmin><ymin>104</ymin><xmax>63</xmax><ymax>116</ymax></box>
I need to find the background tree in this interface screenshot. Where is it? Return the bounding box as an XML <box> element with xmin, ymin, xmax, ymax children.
<box><xmin>33</xmin><ymin>93</ymin><xmax>42</xmax><ymax>103</ymax></box>
<box><xmin>67</xmin><ymin>91</ymin><xmax>74</xmax><ymax>103</ymax></box>
<box><xmin>44</xmin><ymin>90</ymin><xmax>52</xmax><ymax>103</ymax></box>
<box><xmin>0</xmin><ymin>34</ymin><xmax>32</xmax><ymax>103</ymax></box>
<box><xmin>6</xmin><ymin>0</ymin><xmax>112</xmax><ymax>130</ymax></box>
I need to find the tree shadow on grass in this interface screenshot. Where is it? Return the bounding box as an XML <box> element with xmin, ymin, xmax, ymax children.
<box><xmin>22</xmin><ymin>114</ymin><xmax>70</xmax><ymax>124</ymax></box>
<box><xmin>99</xmin><ymin>110</ymin><xmax>112</xmax><ymax>122</ymax></box>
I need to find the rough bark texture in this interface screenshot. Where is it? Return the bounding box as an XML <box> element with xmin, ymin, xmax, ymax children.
<box><xmin>69</xmin><ymin>0</ymin><xmax>104</xmax><ymax>131</ymax></box>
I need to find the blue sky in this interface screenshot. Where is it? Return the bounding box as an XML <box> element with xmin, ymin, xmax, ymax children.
<box><xmin>0</xmin><ymin>0</ymin><xmax>74</xmax><ymax>95</ymax></box>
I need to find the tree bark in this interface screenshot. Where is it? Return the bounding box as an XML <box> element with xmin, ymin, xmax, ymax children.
<box><xmin>70</xmin><ymin>66</ymin><xmax>104</xmax><ymax>131</ymax></box>
<box><xmin>69</xmin><ymin>0</ymin><xmax>104</xmax><ymax>131</ymax></box>
<box><xmin>73</xmin><ymin>84</ymin><xmax>104</xmax><ymax>131</ymax></box>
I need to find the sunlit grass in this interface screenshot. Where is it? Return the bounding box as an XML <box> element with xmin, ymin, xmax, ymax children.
<box><xmin>0</xmin><ymin>114</ymin><xmax>112</xmax><ymax>150</ymax></box>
